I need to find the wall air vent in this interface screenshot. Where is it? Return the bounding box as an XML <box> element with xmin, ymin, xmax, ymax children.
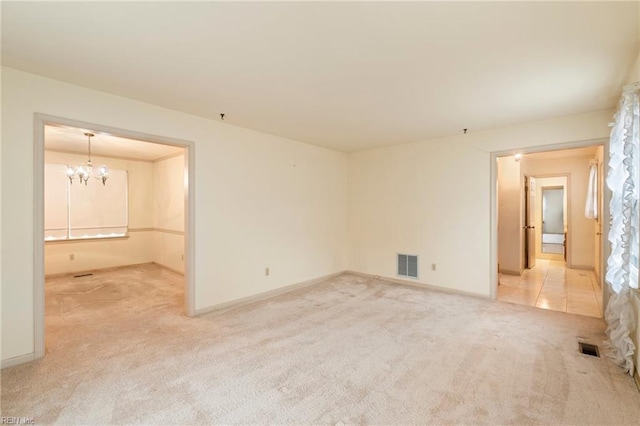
<box><xmin>397</xmin><ymin>254</ymin><xmax>418</xmax><ymax>279</ymax></box>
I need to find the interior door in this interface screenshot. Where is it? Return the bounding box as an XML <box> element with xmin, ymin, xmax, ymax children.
<box><xmin>524</xmin><ymin>176</ymin><xmax>536</xmax><ymax>269</ymax></box>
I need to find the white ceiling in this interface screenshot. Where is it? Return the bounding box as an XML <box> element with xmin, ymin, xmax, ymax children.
<box><xmin>45</xmin><ymin>125</ymin><xmax>183</xmax><ymax>162</ymax></box>
<box><xmin>3</xmin><ymin>2</ymin><xmax>638</xmax><ymax>152</ymax></box>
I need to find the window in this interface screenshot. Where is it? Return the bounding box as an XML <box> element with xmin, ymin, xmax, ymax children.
<box><xmin>44</xmin><ymin>163</ymin><xmax>128</xmax><ymax>241</ymax></box>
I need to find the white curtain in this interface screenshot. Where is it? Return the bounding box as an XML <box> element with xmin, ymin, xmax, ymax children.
<box><xmin>605</xmin><ymin>83</ymin><xmax>639</xmax><ymax>376</ymax></box>
<box><xmin>585</xmin><ymin>162</ymin><xmax>598</xmax><ymax>219</ymax></box>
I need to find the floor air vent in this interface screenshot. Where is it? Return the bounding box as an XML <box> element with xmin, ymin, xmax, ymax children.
<box><xmin>73</xmin><ymin>273</ymin><xmax>93</xmax><ymax>278</ymax></box>
<box><xmin>397</xmin><ymin>254</ymin><xmax>418</xmax><ymax>279</ymax></box>
<box><xmin>579</xmin><ymin>342</ymin><xmax>600</xmax><ymax>357</ymax></box>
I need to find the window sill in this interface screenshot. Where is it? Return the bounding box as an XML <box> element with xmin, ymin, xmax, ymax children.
<box><xmin>45</xmin><ymin>235</ymin><xmax>129</xmax><ymax>245</ymax></box>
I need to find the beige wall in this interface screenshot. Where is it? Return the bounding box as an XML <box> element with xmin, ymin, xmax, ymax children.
<box><xmin>521</xmin><ymin>155</ymin><xmax>596</xmax><ymax>269</ymax></box>
<box><xmin>43</xmin><ymin>151</ymin><xmax>188</xmax><ymax>276</ymax></box>
<box><xmin>497</xmin><ymin>156</ymin><xmax>522</xmax><ymax>274</ymax></box>
<box><xmin>153</xmin><ymin>153</ymin><xmax>185</xmax><ymax>273</ymax></box>
<box><xmin>348</xmin><ymin>110</ymin><xmax>611</xmax><ymax>297</ymax></box>
<box><xmin>1</xmin><ymin>67</ymin><xmax>348</xmax><ymax>362</ymax></box>
<box><xmin>43</xmin><ymin>151</ymin><xmax>156</xmax><ymax>275</ymax></box>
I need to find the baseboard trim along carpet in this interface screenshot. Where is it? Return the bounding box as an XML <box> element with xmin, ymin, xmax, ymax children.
<box><xmin>345</xmin><ymin>270</ymin><xmax>491</xmax><ymax>300</ymax></box>
<box><xmin>570</xmin><ymin>264</ymin><xmax>595</xmax><ymax>271</ymax></box>
<box><xmin>498</xmin><ymin>268</ymin><xmax>520</xmax><ymax>276</ymax></box>
<box><xmin>194</xmin><ymin>270</ymin><xmax>347</xmax><ymax>316</ymax></box>
<box><xmin>1</xmin><ymin>352</ymin><xmax>35</xmax><ymax>369</ymax></box>
<box><xmin>44</xmin><ymin>261</ymin><xmax>156</xmax><ymax>278</ymax></box>
<box><xmin>152</xmin><ymin>262</ymin><xmax>184</xmax><ymax>276</ymax></box>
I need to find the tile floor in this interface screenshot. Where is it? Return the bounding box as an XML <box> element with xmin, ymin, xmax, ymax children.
<box><xmin>498</xmin><ymin>259</ymin><xmax>603</xmax><ymax>318</ymax></box>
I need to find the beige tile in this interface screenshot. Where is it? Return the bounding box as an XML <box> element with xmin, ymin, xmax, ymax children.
<box><xmin>502</xmin><ymin>287</ymin><xmax>540</xmax><ymax>306</ymax></box>
<box><xmin>499</xmin><ymin>276</ymin><xmax>520</xmax><ymax>287</ymax></box>
<box><xmin>536</xmin><ymin>297</ymin><xmax>567</xmax><ymax>312</ymax></box>
<box><xmin>567</xmin><ymin>303</ymin><xmax>601</xmax><ymax>318</ymax></box>
<box><xmin>497</xmin><ymin>285</ymin><xmax>515</xmax><ymax>299</ymax></box>
<box><xmin>515</xmin><ymin>259</ymin><xmax>602</xmax><ymax>317</ymax></box>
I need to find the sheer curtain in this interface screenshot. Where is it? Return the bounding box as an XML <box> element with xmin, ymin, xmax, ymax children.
<box><xmin>605</xmin><ymin>83</ymin><xmax>639</xmax><ymax>376</ymax></box>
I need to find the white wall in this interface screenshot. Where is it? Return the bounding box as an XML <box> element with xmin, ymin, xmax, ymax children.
<box><xmin>153</xmin><ymin>153</ymin><xmax>185</xmax><ymax>273</ymax></box>
<box><xmin>348</xmin><ymin>110</ymin><xmax>612</xmax><ymax>297</ymax></box>
<box><xmin>43</xmin><ymin>151</ymin><xmax>155</xmax><ymax>275</ymax></box>
<box><xmin>521</xmin><ymin>155</ymin><xmax>596</xmax><ymax>269</ymax></box>
<box><xmin>1</xmin><ymin>67</ymin><xmax>348</xmax><ymax>362</ymax></box>
<box><xmin>497</xmin><ymin>156</ymin><xmax>522</xmax><ymax>274</ymax></box>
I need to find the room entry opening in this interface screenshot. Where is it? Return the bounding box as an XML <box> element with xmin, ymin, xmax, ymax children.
<box><xmin>541</xmin><ymin>186</ymin><xmax>565</xmax><ymax>256</ymax></box>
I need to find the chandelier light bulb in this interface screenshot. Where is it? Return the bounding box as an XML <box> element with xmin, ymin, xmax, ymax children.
<box><xmin>66</xmin><ymin>132</ymin><xmax>109</xmax><ymax>186</ymax></box>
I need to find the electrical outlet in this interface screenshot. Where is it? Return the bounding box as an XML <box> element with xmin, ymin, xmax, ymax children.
<box><xmin>431</xmin><ymin>263</ymin><xmax>436</xmax><ymax>271</ymax></box>
<box><xmin>69</xmin><ymin>254</ymin><xmax>75</xmax><ymax>261</ymax></box>
<box><xmin>265</xmin><ymin>267</ymin><xmax>270</xmax><ymax>276</ymax></box>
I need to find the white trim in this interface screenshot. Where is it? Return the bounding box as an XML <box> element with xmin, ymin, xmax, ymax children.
<box><xmin>33</xmin><ymin>113</ymin><xmax>196</xmax><ymax>364</ymax></box>
<box><xmin>601</xmin><ymin>141</ymin><xmax>612</xmax><ymax>310</ymax></box>
<box><xmin>490</xmin><ymin>153</ymin><xmax>499</xmax><ymax>300</ymax></box>
<box><xmin>1</xmin><ymin>353</ymin><xmax>36</xmax><ymax>369</ymax></box>
<box><xmin>498</xmin><ymin>269</ymin><xmax>521</xmax><ymax>276</ymax></box>
<box><xmin>490</xmin><ymin>138</ymin><xmax>609</xmax><ymax>304</ymax></box>
<box><xmin>44</xmin><ymin>261</ymin><xmax>156</xmax><ymax>278</ymax></box>
<box><xmin>347</xmin><ymin>270</ymin><xmax>491</xmax><ymax>300</ymax></box>
<box><xmin>571</xmin><ymin>265</ymin><xmax>596</xmax><ymax>271</ymax></box>
<box><xmin>195</xmin><ymin>271</ymin><xmax>346</xmax><ymax>316</ymax></box>
<box><xmin>152</xmin><ymin>262</ymin><xmax>184</xmax><ymax>276</ymax></box>
<box><xmin>34</xmin><ymin>117</ymin><xmax>46</xmax><ymax>359</ymax></box>
<box><xmin>154</xmin><ymin>227</ymin><xmax>185</xmax><ymax>236</ymax></box>
<box><xmin>529</xmin><ymin>173</ymin><xmax>570</xmax><ymax>265</ymax></box>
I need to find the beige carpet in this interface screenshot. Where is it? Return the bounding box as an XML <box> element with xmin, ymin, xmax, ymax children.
<box><xmin>2</xmin><ymin>264</ymin><xmax>640</xmax><ymax>424</ymax></box>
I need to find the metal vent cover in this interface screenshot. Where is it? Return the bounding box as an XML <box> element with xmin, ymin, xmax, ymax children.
<box><xmin>397</xmin><ymin>254</ymin><xmax>418</xmax><ymax>279</ymax></box>
<box><xmin>579</xmin><ymin>342</ymin><xmax>600</xmax><ymax>357</ymax></box>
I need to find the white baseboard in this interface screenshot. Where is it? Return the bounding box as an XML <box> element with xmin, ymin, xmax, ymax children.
<box><xmin>345</xmin><ymin>270</ymin><xmax>491</xmax><ymax>300</ymax></box>
<box><xmin>152</xmin><ymin>262</ymin><xmax>184</xmax><ymax>276</ymax></box>
<box><xmin>194</xmin><ymin>270</ymin><xmax>346</xmax><ymax>316</ymax></box>
<box><xmin>569</xmin><ymin>264</ymin><xmax>595</xmax><ymax>271</ymax></box>
<box><xmin>45</xmin><ymin>261</ymin><xmax>155</xmax><ymax>278</ymax></box>
<box><xmin>593</xmin><ymin>270</ymin><xmax>602</xmax><ymax>288</ymax></box>
<box><xmin>1</xmin><ymin>353</ymin><xmax>35</xmax><ymax>369</ymax></box>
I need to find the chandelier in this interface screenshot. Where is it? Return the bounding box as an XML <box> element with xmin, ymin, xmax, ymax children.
<box><xmin>66</xmin><ymin>132</ymin><xmax>109</xmax><ymax>185</ymax></box>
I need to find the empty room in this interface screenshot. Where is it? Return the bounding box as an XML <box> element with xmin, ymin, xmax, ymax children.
<box><xmin>2</xmin><ymin>2</ymin><xmax>640</xmax><ymax>425</ymax></box>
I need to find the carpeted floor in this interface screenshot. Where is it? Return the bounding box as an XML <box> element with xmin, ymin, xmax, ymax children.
<box><xmin>2</xmin><ymin>264</ymin><xmax>640</xmax><ymax>424</ymax></box>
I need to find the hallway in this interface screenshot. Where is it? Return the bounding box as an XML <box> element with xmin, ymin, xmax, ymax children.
<box><xmin>498</xmin><ymin>259</ymin><xmax>603</xmax><ymax>318</ymax></box>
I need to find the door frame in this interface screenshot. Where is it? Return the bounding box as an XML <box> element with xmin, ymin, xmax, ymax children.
<box><xmin>540</xmin><ymin>183</ymin><xmax>566</xmax><ymax>259</ymax></box>
<box><xmin>534</xmin><ymin>177</ymin><xmax>570</xmax><ymax>262</ymax></box>
<box><xmin>33</xmin><ymin>113</ymin><xmax>196</xmax><ymax>359</ymax></box>
<box><xmin>490</xmin><ymin>138</ymin><xmax>609</xmax><ymax>302</ymax></box>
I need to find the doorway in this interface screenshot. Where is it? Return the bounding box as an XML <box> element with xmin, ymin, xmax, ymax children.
<box><xmin>541</xmin><ymin>186</ymin><xmax>565</xmax><ymax>256</ymax></box>
<box><xmin>493</xmin><ymin>143</ymin><xmax>606</xmax><ymax>317</ymax></box>
<box><xmin>33</xmin><ymin>114</ymin><xmax>196</xmax><ymax>359</ymax></box>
